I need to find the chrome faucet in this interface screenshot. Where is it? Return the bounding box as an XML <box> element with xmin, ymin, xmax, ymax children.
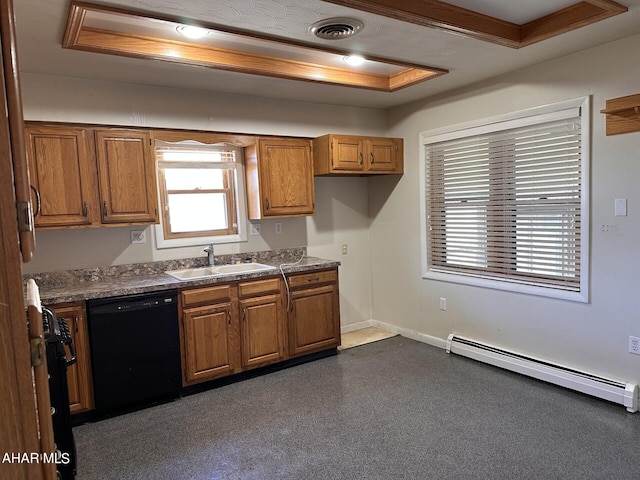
<box><xmin>204</xmin><ymin>243</ymin><xmax>215</xmax><ymax>266</ymax></box>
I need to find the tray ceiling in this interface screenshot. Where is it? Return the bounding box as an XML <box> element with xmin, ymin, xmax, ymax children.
<box><xmin>13</xmin><ymin>0</ymin><xmax>640</xmax><ymax>108</ymax></box>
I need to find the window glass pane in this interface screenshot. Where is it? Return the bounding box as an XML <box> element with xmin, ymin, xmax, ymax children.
<box><xmin>167</xmin><ymin>193</ymin><xmax>228</xmax><ymax>232</ymax></box>
<box><xmin>164</xmin><ymin>168</ymin><xmax>224</xmax><ymax>190</ymax></box>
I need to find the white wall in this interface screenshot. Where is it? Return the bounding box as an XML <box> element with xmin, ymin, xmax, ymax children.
<box><xmin>372</xmin><ymin>33</ymin><xmax>640</xmax><ymax>383</ymax></box>
<box><xmin>21</xmin><ymin>73</ymin><xmax>384</xmax><ymax>326</ymax></box>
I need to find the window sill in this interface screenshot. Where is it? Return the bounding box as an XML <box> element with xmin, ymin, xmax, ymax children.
<box><xmin>422</xmin><ymin>269</ymin><xmax>588</xmax><ymax>303</ymax></box>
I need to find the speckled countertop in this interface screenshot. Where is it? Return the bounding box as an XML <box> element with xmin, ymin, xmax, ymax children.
<box><xmin>24</xmin><ymin>248</ymin><xmax>340</xmax><ymax>305</ymax></box>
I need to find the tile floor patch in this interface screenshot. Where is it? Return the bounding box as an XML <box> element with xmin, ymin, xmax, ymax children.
<box><xmin>339</xmin><ymin>327</ymin><xmax>397</xmax><ymax>350</ymax></box>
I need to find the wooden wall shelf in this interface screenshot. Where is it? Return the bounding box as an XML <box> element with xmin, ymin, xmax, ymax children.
<box><xmin>600</xmin><ymin>93</ymin><xmax>640</xmax><ymax>136</ymax></box>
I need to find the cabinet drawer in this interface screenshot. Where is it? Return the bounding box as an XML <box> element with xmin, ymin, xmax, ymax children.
<box><xmin>238</xmin><ymin>277</ymin><xmax>280</xmax><ymax>298</ymax></box>
<box><xmin>288</xmin><ymin>269</ymin><xmax>337</xmax><ymax>289</ymax></box>
<box><xmin>181</xmin><ymin>284</ymin><xmax>232</xmax><ymax>307</ymax></box>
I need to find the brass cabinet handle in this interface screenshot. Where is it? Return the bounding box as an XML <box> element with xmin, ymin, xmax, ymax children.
<box><xmin>265</xmin><ymin>197</ymin><xmax>270</xmax><ymax>210</ymax></box>
<box><xmin>242</xmin><ymin>307</ymin><xmax>246</xmax><ymax>322</ymax></box>
<box><xmin>102</xmin><ymin>201</ymin><xmax>108</xmax><ymax>216</ymax></box>
<box><xmin>82</xmin><ymin>201</ymin><xmax>88</xmax><ymax>217</ymax></box>
<box><xmin>227</xmin><ymin>310</ymin><xmax>232</xmax><ymax>325</ymax></box>
<box><xmin>359</xmin><ymin>152</ymin><xmax>363</xmax><ymax>165</ymax></box>
<box><xmin>370</xmin><ymin>152</ymin><xmax>375</xmax><ymax>164</ymax></box>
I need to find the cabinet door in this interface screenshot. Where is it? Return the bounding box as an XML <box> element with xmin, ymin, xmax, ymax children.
<box><xmin>239</xmin><ymin>294</ymin><xmax>285</xmax><ymax>369</ymax></box>
<box><xmin>257</xmin><ymin>138</ymin><xmax>314</xmax><ymax>217</ymax></box>
<box><xmin>53</xmin><ymin>303</ymin><xmax>94</xmax><ymax>414</ymax></box>
<box><xmin>366</xmin><ymin>137</ymin><xmax>401</xmax><ymax>173</ymax></box>
<box><xmin>331</xmin><ymin>135</ymin><xmax>364</xmax><ymax>172</ymax></box>
<box><xmin>288</xmin><ymin>284</ymin><xmax>340</xmax><ymax>357</ymax></box>
<box><xmin>94</xmin><ymin>129</ymin><xmax>159</xmax><ymax>224</ymax></box>
<box><xmin>182</xmin><ymin>303</ymin><xmax>238</xmax><ymax>384</ymax></box>
<box><xmin>25</xmin><ymin>125</ymin><xmax>98</xmax><ymax>227</ymax></box>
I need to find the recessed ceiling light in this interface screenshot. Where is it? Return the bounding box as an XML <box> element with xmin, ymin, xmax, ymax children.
<box><xmin>176</xmin><ymin>25</ymin><xmax>209</xmax><ymax>39</ymax></box>
<box><xmin>344</xmin><ymin>55</ymin><xmax>365</xmax><ymax>66</ymax></box>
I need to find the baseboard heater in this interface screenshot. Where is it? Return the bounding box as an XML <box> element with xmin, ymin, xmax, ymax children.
<box><xmin>446</xmin><ymin>334</ymin><xmax>638</xmax><ymax>413</ymax></box>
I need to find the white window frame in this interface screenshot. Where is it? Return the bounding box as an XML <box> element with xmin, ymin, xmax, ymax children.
<box><xmin>419</xmin><ymin>97</ymin><xmax>590</xmax><ymax>303</ymax></box>
<box><xmin>154</xmin><ymin>142</ymin><xmax>249</xmax><ymax>249</ymax></box>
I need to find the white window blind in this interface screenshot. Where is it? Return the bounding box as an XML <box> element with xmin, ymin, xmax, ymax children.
<box><xmin>425</xmin><ymin>111</ymin><xmax>583</xmax><ymax>292</ymax></box>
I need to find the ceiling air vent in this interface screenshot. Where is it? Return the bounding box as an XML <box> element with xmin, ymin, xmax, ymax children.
<box><xmin>309</xmin><ymin>17</ymin><xmax>364</xmax><ymax>40</ymax></box>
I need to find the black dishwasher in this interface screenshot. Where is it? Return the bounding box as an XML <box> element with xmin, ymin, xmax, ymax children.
<box><xmin>87</xmin><ymin>290</ymin><xmax>181</xmax><ymax>414</ymax></box>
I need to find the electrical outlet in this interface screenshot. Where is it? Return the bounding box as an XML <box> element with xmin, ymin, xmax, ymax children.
<box><xmin>439</xmin><ymin>297</ymin><xmax>447</xmax><ymax>311</ymax></box>
<box><xmin>275</xmin><ymin>222</ymin><xmax>282</xmax><ymax>234</ymax></box>
<box><xmin>341</xmin><ymin>244</ymin><xmax>348</xmax><ymax>255</ymax></box>
<box><xmin>130</xmin><ymin>229</ymin><xmax>146</xmax><ymax>244</ymax></box>
<box><xmin>249</xmin><ymin>223</ymin><xmax>261</xmax><ymax>236</ymax></box>
<box><xmin>629</xmin><ymin>336</ymin><xmax>640</xmax><ymax>355</ymax></box>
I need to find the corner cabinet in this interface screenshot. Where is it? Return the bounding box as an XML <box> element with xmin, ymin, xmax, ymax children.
<box><xmin>245</xmin><ymin>137</ymin><xmax>315</xmax><ymax>219</ymax></box>
<box><xmin>286</xmin><ymin>268</ymin><xmax>341</xmax><ymax>357</ymax></box>
<box><xmin>51</xmin><ymin>302</ymin><xmax>94</xmax><ymax>414</ymax></box>
<box><xmin>25</xmin><ymin>123</ymin><xmax>159</xmax><ymax>229</ymax></box>
<box><xmin>313</xmin><ymin>134</ymin><xmax>403</xmax><ymax>175</ymax></box>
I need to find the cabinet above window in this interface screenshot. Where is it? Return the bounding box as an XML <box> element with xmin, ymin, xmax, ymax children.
<box><xmin>313</xmin><ymin>134</ymin><xmax>403</xmax><ymax>176</ymax></box>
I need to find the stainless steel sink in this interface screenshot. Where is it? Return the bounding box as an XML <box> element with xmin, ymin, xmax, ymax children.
<box><xmin>165</xmin><ymin>263</ymin><xmax>276</xmax><ymax>280</ymax></box>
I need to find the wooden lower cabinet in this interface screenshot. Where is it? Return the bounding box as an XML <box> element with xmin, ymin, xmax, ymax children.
<box><xmin>238</xmin><ymin>278</ymin><xmax>285</xmax><ymax>369</ymax></box>
<box><xmin>287</xmin><ymin>269</ymin><xmax>341</xmax><ymax>357</ymax></box>
<box><xmin>181</xmin><ymin>302</ymin><xmax>239</xmax><ymax>384</ymax></box>
<box><xmin>179</xmin><ymin>277</ymin><xmax>286</xmax><ymax>386</ymax></box>
<box><xmin>51</xmin><ymin>302</ymin><xmax>94</xmax><ymax>414</ymax></box>
<box><xmin>179</xmin><ymin>271</ymin><xmax>338</xmax><ymax>387</ymax></box>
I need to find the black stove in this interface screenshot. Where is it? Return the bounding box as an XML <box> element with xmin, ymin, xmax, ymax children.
<box><xmin>43</xmin><ymin>306</ymin><xmax>77</xmax><ymax>480</ymax></box>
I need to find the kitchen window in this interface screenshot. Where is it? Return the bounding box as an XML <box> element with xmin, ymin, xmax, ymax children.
<box><xmin>154</xmin><ymin>141</ymin><xmax>248</xmax><ymax>248</ymax></box>
<box><xmin>420</xmin><ymin>97</ymin><xmax>590</xmax><ymax>302</ymax></box>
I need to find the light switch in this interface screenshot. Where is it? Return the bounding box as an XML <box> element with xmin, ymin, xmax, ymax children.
<box><xmin>614</xmin><ymin>198</ymin><xmax>627</xmax><ymax>217</ymax></box>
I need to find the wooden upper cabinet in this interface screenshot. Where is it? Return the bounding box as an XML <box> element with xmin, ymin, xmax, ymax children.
<box><xmin>94</xmin><ymin>129</ymin><xmax>159</xmax><ymax>224</ymax></box>
<box><xmin>313</xmin><ymin>134</ymin><xmax>404</xmax><ymax>175</ymax></box>
<box><xmin>245</xmin><ymin>137</ymin><xmax>315</xmax><ymax>219</ymax></box>
<box><xmin>25</xmin><ymin>125</ymin><xmax>99</xmax><ymax>228</ymax></box>
<box><xmin>367</xmin><ymin>137</ymin><xmax>402</xmax><ymax>173</ymax></box>
<box><xmin>25</xmin><ymin>123</ymin><xmax>160</xmax><ymax>229</ymax></box>
<box><xmin>330</xmin><ymin>135</ymin><xmax>365</xmax><ymax>172</ymax></box>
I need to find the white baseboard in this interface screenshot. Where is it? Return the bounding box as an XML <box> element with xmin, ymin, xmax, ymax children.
<box><xmin>340</xmin><ymin>320</ymin><xmax>375</xmax><ymax>333</ymax></box>
<box><xmin>341</xmin><ymin>319</ymin><xmax>448</xmax><ymax>350</ymax></box>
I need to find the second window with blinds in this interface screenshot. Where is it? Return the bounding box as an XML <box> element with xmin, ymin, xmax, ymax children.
<box><xmin>155</xmin><ymin>141</ymin><xmax>248</xmax><ymax>248</ymax></box>
<box><xmin>420</xmin><ymin>97</ymin><xmax>590</xmax><ymax>302</ymax></box>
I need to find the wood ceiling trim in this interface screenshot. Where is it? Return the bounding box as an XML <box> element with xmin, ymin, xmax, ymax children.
<box><xmin>321</xmin><ymin>0</ymin><xmax>628</xmax><ymax>48</ymax></box>
<box><xmin>322</xmin><ymin>0</ymin><xmax>522</xmax><ymax>47</ymax></box>
<box><xmin>63</xmin><ymin>2</ymin><xmax>448</xmax><ymax>92</ymax></box>
<box><xmin>520</xmin><ymin>1</ymin><xmax>628</xmax><ymax>47</ymax></box>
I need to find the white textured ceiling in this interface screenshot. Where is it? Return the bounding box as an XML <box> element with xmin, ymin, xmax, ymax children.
<box><xmin>13</xmin><ymin>0</ymin><xmax>640</xmax><ymax>109</ymax></box>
